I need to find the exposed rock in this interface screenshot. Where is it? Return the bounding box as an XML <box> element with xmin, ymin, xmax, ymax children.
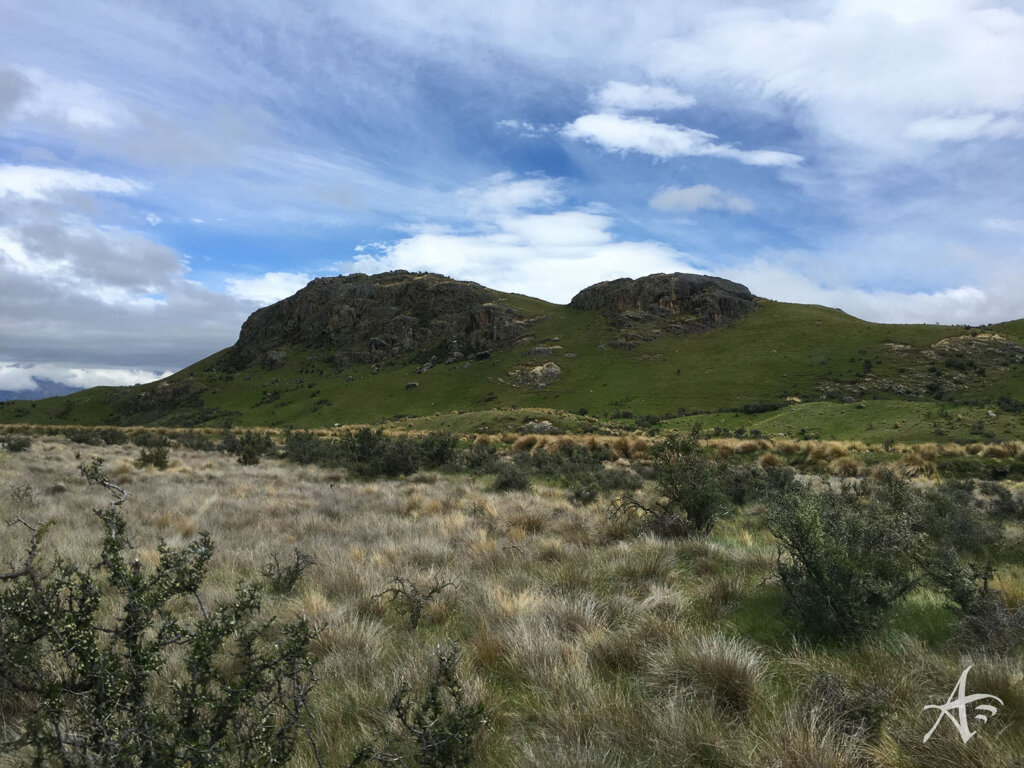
<box><xmin>405</xmin><ymin>382</ymin><xmax>419</xmax><ymax>390</ymax></box>
<box><xmin>222</xmin><ymin>271</ymin><xmax>530</xmax><ymax>371</ymax></box>
<box><xmin>519</xmin><ymin>420</ymin><xmax>557</xmax><ymax>434</ymax></box>
<box><xmin>570</xmin><ymin>273</ymin><xmax>756</xmax><ymax>334</ymax></box>
<box><xmin>261</xmin><ymin>349</ymin><xmax>287</xmax><ymax>369</ymax></box>
<box><xmin>508</xmin><ymin>362</ymin><xmax>562</xmax><ymax>389</ymax></box>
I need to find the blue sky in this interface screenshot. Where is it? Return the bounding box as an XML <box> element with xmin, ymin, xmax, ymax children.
<box><xmin>2</xmin><ymin>0</ymin><xmax>1023</xmax><ymax>391</ymax></box>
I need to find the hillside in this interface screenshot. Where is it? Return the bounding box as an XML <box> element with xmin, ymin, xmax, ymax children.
<box><xmin>3</xmin><ymin>270</ymin><xmax>1024</xmax><ymax>440</ymax></box>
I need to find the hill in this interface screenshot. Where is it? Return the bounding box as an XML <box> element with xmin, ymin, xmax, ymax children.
<box><xmin>3</xmin><ymin>270</ymin><xmax>1024</xmax><ymax>440</ymax></box>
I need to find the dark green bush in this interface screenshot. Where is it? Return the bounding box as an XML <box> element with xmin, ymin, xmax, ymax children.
<box><xmin>418</xmin><ymin>432</ymin><xmax>458</xmax><ymax>469</ymax></box>
<box><xmin>613</xmin><ymin>426</ymin><xmax>727</xmax><ymax>538</ymax></box>
<box><xmin>2</xmin><ymin>435</ymin><xmax>31</xmax><ymax>453</ymax></box>
<box><xmin>284</xmin><ymin>430</ymin><xmax>344</xmax><ymax>467</ymax></box>
<box><xmin>763</xmin><ymin>476</ymin><xmax>922</xmax><ymax>639</ymax></box>
<box><xmin>175</xmin><ymin>430</ymin><xmax>215</xmax><ymax>451</ymax></box>
<box><xmin>0</xmin><ymin>459</ymin><xmax>319</xmax><ymax>766</ymax></box>
<box><xmin>339</xmin><ymin>428</ymin><xmax>421</xmax><ymax>478</ymax></box>
<box><xmin>222</xmin><ymin>430</ymin><xmax>275</xmax><ymax>461</ymax></box>
<box><xmin>138</xmin><ymin>445</ymin><xmax>170</xmax><ymax>469</ymax></box>
<box><xmin>492</xmin><ymin>462</ymin><xmax>531</xmax><ymax>493</ymax></box>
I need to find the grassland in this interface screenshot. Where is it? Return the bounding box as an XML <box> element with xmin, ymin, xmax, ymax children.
<box><xmin>2</xmin><ymin>435</ymin><xmax>1022</xmax><ymax>767</ymax></box>
<box><xmin>3</xmin><ymin>298</ymin><xmax>1024</xmax><ymax>442</ymax></box>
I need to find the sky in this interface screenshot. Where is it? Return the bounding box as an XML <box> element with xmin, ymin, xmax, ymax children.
<box><xmin>2</xmin><ymin>0</ymin><xmax>1023</xmax><ymax>393</ymax></box>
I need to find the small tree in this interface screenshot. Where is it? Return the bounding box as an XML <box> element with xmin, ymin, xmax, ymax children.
<box><xmin>612</xmin><ymin>425</ymin><xmax>726</xmax><ymax>538</ymax></box>
<box><xmin>0</xmin><ymin>459</ymin><xmax>320</xmax><ymax>766</ymax></box>
<box><xmin>763</xmin><ymin>478</ymin><xmax>922</xmax><ymax>639</ymax></box>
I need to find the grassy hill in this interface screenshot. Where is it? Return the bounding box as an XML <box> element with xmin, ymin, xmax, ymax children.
<box><xmin>3</xmin><ymin>274</ymin><xmax>1024</xmax><ymax>441</ymax></box>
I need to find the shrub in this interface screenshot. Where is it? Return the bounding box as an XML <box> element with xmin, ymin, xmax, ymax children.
<box><xmin>2</xmin><ymin>435</ymin><xmax>31</xmax><ymax>453</ymax></box>
<box><xmin>613</xmin><ymin>426</ymin><xmax>727</xmax><ymax>538</ymax></box>
<box><xmin>261</xmin><ymin>550</ymin><xmax>316</xmax><ymax>595</ymax></box>
<box><xmin>373</xmin><ymin>575</ymin><xmax>457</xmax><ymax>629</ymax></box>
<box><xmin>137</xmin><ymin>444</ymin><xmax>170</xmax><ymax>469</ymax></box>
<box><xmin>350</xmin><ymin>644</ymin><xmax>485</xmax><ymax>768</ymax></box>
<box><xmin>492</xmin><ymin>462</ymin><xmax>531</xmax><ymax>493</ymax></box>
<box><xmin>222</xmin><ymin>430</ymin><xmax>274</xmax><ymax>463</ymax></box>
<box><xmin>0</xmin><ymin>459</ymin><xmax>319</xmax><ymax>766</ymax></box>
<box><xmin>763</xmin><ymin>477</ymin><xmax>922</xmax><ymax>639</ymax></box>
<box><xmin>418</xmin><ymin>432</ymin><xmax>458</xmax><ymax>469</ymax></box>
<box><xmin>284</xmin><ymin>429</ymin><xmax>344</xmax><ymax>467</ymax></box>
<box><xmin>340</xmin><ymin>428</ymin><xmax>420</xmax><ymax>478</ymax></box>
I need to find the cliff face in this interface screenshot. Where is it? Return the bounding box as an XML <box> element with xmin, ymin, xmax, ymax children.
<box><xmin>570</xmin><ymin>273</ymin><xmax>756</xmax><ymax>331</ymax></box>
<box><xmin>223</xmin><ymin>271</ymin><xmax>529</xmax><ymax>370</ymax></box>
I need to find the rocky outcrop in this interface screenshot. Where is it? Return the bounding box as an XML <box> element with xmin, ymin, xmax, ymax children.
<box><xmin>222</xmin><ymin>271</ymin><xmax>530</xmax><ymax>370</ymax></box>
<box><xmin>570</xmin><ymin>273</ymin><xmax>756</xmax><ymax>333</ymax></box>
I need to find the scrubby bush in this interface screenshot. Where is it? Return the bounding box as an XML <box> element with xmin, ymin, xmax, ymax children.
<box><xmin>340</xmin><ymin>428</ymin><xmax>420</xmax><ymax>478</ymax></box>
<box><xmin>221</xmin><ymin>429</ymin><xmax>275</xmax><ymax>463</ymax></box>
<box><xmin>492</xmin><ymin>462</ymin><xmax>531</xmax><ymax>493</ymax></box>
<box><xmin>261</xmin><ymin>550</ymin><xmax>316</xmax><ymax>595</ymax></box>
<box><xmin>350</xmin><ymin>644</ymin><xmax>484</xmax><ymax>768</ymax></box>
<box><xmin>914</xmin><ymin>479</ymin><xmax>1003</xmax><ymax>556</ymax></box>
<box><xmin>137</xmin><ymin>444</ymin><xmax>170</xmax><ymax>469</ymax></box>
<box><xmin>175</xmin><ymin>429</ymin><xmax>215</xmax><ymax>451</ymax></box>
<box><xmin>613</xmin><ymin>426</ymin><xmax>727</xmax><ymax>538</ymax></box>
<box><xmin>2</xmin><ymin>435</ymin><xmax>31</xmax><ymax>453</ymax></box>
<box><xmin>0</xmin><ymin>459</ymin><xmax>319</xmax><ymax>766</ymax></box>
<box><xmin>418</xmin><ymin>431</ymin><xmax>459</xmax><ymax>469</ymax></box>
<box><xmin>763</xmin><ymin>476</ymin><xmax>922</xmax><ymax>639</ymax></box>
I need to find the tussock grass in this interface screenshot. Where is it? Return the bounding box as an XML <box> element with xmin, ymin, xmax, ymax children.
<box><xmin>2</xmin><ymin>438</ymin><xmax>1022</xmax><ymax>767</ymax></box>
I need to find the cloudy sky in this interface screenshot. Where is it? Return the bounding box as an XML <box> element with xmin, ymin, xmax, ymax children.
<box><xmin>2</xmin><ymin>0</ymin><xmax>1024</xmax><ymax>392</ymax></box>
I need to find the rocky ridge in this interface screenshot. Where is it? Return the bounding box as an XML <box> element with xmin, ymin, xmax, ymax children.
<box><xmin>222</xmin><ymin>271</ymin><xmax>531</xmax><ymax>370</ymax></box>
<box><xmin>570</xmin><ymin>273</ymin><xmax>756</xmax><ymax>348</ymax></box>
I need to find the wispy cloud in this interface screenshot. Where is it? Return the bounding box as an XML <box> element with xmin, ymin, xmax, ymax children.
<box><xmin>563</xmin><ymin>113</ymin><xmax>802</xmax><ymax>166</ymax></box>
<box><xmin>593</xmin><ymin>81</ymin><xmax>695</xmax><ymax>112</ymax></box>
<box><xmin>226</xmin><ymin>272</ymin><xmax>311</xmax><ymax>305</ymax></box>
<box><xmin>650</xmin><ymin>184</ymin><xmax>754</xmax><ymax>213</ymax></box>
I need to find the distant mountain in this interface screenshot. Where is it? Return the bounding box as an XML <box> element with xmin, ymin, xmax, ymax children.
<box><xmin>2</xmin><ymin>270</ymin><xmax>1022</xmax><ymax>440</ymax></box>
<box><xmin>0</xmin><ymin>377</ymin><xmax>82</xmax><ymax>402</ymax></box>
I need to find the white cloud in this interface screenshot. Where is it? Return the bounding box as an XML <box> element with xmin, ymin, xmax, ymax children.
<box><xmin>458</xmin><ymin>173</ymin><xmax>564</xmax><ymax>216</ymax></box>
<box><xmin>353</xmin><ymin>181</ymin><xmax>696</xmax><ymax>303</ymax></box>
<box><xmin>650</xmin><ymin>184</ymin><xmax>754</xmax><ymax>213</ymax></box>
<box><xmin>144</xmin><ymin>213</ymin><xmax>162</xmax><ymax>226</ymax></box>
<box><xmin>225</xmin><ymin>272</ymin><xmax>311</xmax><ymax>305</ymax></box>
<box><xmin>721</xmin><ymin>258</ymin><xmax>1022</xmax><ymax>325</ymax></box>
<box><xmin>14</xmin><ymin>67</ymin><xmax>133</xmax><ymax>130</ymax></box>
<box><xmin>0</xmin><ymin>362</ymin><xmax>168</xmax><ymax>392</ymax></box>
<box><xmin>563</xmin><ymin>113</ymin><xmax>802</xmax><ymax>166</ymax></box>
<box><xmin>651</xmin><ymin>1</ymin><xmax>1024</xmax><ymax>156</ymax></box>
<box><xmin>0</xmin><ymin>164</ymin><xmax>143</xmax><ymax>200</ymax></box>
<box><xmin>593</xmin><ymin>81</ymin><xmax>695</xmax><ymax>112</ymax></box>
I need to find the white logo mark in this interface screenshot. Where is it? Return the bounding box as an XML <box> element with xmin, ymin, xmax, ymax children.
<box><xmin>923</xmin><ymin>666</ymin><xmax>1003</xmax><ymax>744</ymax></box>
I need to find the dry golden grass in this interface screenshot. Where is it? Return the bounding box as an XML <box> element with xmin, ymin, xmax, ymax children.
<box><xmin>2</xmin><ymin>437</ymin><xmax>1022</xmax><ymax>767</ymax></box>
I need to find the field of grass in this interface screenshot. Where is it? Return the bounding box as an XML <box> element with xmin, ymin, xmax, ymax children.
<box><xmin>2</xmin><ymin>435</ymin><xmax>1022</xmax><ymax>766</ymax></box>
<box><xmin>4</xmin><ymin>298</ymin><xmax>1024</xmax><ymax>441</ymax></box>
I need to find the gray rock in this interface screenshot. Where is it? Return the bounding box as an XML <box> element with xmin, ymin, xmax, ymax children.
<box><xmin>570</xmin><ymin>273</ymin><xmax>755</xmax><ymax>333</ymax></box>
<box><xmin>222</xmin><ymin>271</ymin><xmax>529</xmax><ymax>371</ymax></box>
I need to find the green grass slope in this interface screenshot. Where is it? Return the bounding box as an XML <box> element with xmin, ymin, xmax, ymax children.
<box><xmin>3</xmin><ymin>294</ymin><xmax>1024</xmax><ymax>440</ymax></box>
